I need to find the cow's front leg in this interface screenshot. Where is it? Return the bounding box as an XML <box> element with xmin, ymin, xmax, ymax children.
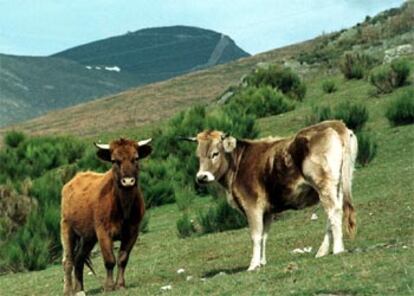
<box><xmin>246</xmin><ymin>208</ymin><xmax>264</xmax><ymax>271</ymax></box>
<box><xmin>116</xmin><ymin>227</ymin><xmax>139</xmax><ymax>289</ymax></box>
<box><xmin>97</xmin><ymin>228</ymin><xmax>116</xmax><ymax>292</ymax></box>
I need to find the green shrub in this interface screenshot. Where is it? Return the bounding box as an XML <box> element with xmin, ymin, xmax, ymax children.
<box><xmin>386</xmin><ymin>89</ymin><xmax>414</xmax><ymax>126</ymax></box>
<box><xmin>175</xmin><ymin>186</ymin><xmax>196</xmax><ymax>211</ymax></box>
<box><xmin>244</xmin><ymin>65</ymin><xmax>307</xmax><ymax>100</ymax></box>
<box><xmin>226</xmin><ymin>86</ymin><xmax>295</xmax><ymax>118</ymax></box>
<box><xmin>356</xmin><ymin>132</ymin><xmax>378</xmax><ymax>166</ymax></box>
<box><xmin>340</xmin><ymin>52</ymin><xmax>378</xmax><ymax>79</ymax></box>
<box><xmin>0</xmin><ymin>212</ymin><xmax>51</xmax><ymax>272</ymax></box>
<box><xmin>307</xmin><ymin>102</ymin><xmax>368</xmax><ymax>131</ymax></box>
<box><xmin>176</xmin><ymin>213</ymin><xmax>196</xmax><ymax>238</ymax></box>
<box><xmin>370</xmin><ymin>59</ymin><xmax>411</xmax><ymax>94</ymax></box>
<box><xmin>4</xmin><ymin>131</ymin><xmax>26</xmax><ymax>148</ymax></box>
<box><xmin>197</xmin><ymin>199</ymin><xmax>247</xmax><ymax>234</ymax></box>
<box><xmin>322</xmin><ymin>80</ymin><xmax>338</xmax><ymax>93</ymax></box>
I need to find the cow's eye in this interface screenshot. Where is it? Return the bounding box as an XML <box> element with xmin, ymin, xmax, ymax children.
<box><xmin>111</xmin><ymin>159</ymin><xmax>121</xmax><ymax>165</ymax></box>
<box><xmin>211</xmin><ymin>152</ymin><xmax>219</xmax><ymax>159</ymax></box>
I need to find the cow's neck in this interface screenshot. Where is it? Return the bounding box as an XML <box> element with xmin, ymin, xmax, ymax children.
<box><xmin>112</xmin><ymin>176</ymin><xmax>138</xmax><ymax>220</ymax></box>
<box><xmin>218</xmin><ymin>141</ymin><xmax>247</xmax><ymax>190</ymax></box>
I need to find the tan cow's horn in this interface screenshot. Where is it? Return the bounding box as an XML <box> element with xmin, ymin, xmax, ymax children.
<box><xmin>137</xmin><ymin>138</ymin><xmax>152</xmax><ymax>146</ymax></box>
<box><xmin>94</xmin><ymin>143</ymin><xmax>110</xmax><ymax>150</ymax></box>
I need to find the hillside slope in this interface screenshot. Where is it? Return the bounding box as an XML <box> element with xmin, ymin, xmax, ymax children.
<box><xmin>0</xmin><ymin>54</ymin><xmax>138</xmax><ymax>127</ymax></box>
<box><xmin>0</xmin><ymin>26</ymin><xmax>249</xmax><ymax>127</ymax></box>
<box><xmin>4</xmin><ymin>2</ymin><xmax>413</xmax><ymax>139</ymax></box>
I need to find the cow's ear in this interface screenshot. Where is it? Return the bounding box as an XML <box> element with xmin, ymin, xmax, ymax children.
<box><xmin>222</xmin><ymin>136</ymin><xmax>237</xmax><ymax>153</ymax></box>
<box><xmin>94</xmin><ymin>143</ymin><xmax>112</xmax><ymax>162</ymax></box>
<box><xmin>138</xmin><ymin>144</ymin><xmax>152</xmax><ymax>159</ymax></box>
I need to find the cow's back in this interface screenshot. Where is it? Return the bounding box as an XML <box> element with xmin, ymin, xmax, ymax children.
<box><xmin>61</xmin><ymin>171</ymin><xmax>109</xmax><ymax>238</ymax></box>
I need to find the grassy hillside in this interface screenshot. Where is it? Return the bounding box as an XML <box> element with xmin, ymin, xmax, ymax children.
<box><xmin>2</xmin><ymin>3</ymin><xmax>413</xmax><ymax>139</ymax></box>
<box><xmin>0</xmin><ymin>58</ymin><xmax>412</xmax><ymax>296</ymax></box>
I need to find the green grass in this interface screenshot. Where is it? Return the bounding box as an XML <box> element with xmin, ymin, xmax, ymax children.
<box><xmin>0</xmin><ymin>68</ymin><xmax>413</xmax><ymax>295</ymax></box>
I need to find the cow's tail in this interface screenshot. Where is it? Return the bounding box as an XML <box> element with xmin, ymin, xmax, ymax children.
<box><xmin>342</xmin><ymin>129</ymin><xmax>358</xmax><ymax>239</ymax></box>
<box><xmin>73</xmin><ymin>238</ymin><xmax>96</xmax><ymax>276</ymax></box>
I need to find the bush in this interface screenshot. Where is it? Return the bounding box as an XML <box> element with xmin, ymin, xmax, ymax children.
<box><xmin>197</xmin><ymin>199</ymin><xmax>247</xmax><ymax>234</ymax></box>
<box><xmin>386</xmin><ymin>89</ymin><xmax>414</xmax><ymax>126</ymax></box>
<box><xmin>244</xmin><ymin>65</ymin><xmax>307</xmax><ymax>100</ymax></box>
<box><xmin>307</xmin><ymin>102</ymin><xmax>369</xmax><ymax>131</ymax></box>
<box><xmin>356</xmin><ymin>132</ymin><xmax>378</xmax><ymax>166</ymax></box>
<box><xmin>0</xmin><ymin>211</ymin><xmax>51</xmax><ymax>272</ymax></box>
<box><xmin>4</xmin><ymin>131</ymin><xmax>26</xmax><ymax>148</ymax></box>
<box><xmin>322</xmin><ymin>80</ymin><xmax>338</xmax><ymax>93</ymax></box>
<box><xmin>226</xmin><ymin>86</ymin><xmax>295</xmax><ymax>118</ymax></box>
<box><xmin>175</xmin><ymin>186</ymin><xmax>196</xmax><ymax>211</ymax></box>
<box><xmin>370</xmin><ymin>59</ymin><xmax>411</xmax><ymax>94</ymax></box>
<box><xmin>340</xmin><ymin>52</ymin><xmax>378</xmax><ymax>79</ymax></box>
<box><xmin>176</xmin><ymin>213</ymin><xmax>196</xmax><ymax>238</ymax></box>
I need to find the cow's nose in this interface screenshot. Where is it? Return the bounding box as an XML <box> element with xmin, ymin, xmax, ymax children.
<box><xmin>121</xmin><ymin>177</ymin><xmax>136</xmax><ymax>187</ymax></box>
<box><xmin>196</xmin><ymin>171</ymin><xmax>214</xmax><ymax>184</ymax></box>
<box><xmin>197</xmin><ymin>173</ymin><xmax>208</xmax><ymax>183</ymax></box>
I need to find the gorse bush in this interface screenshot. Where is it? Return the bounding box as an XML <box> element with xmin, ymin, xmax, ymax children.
<box><xmin>370</xmin><ymin>59</ymin><xmax>410</xmax><ymax>94</ymax></box>
<box><xmin>0</xmin><ymin>211</ymin><xmax>51</xmax><ymax>272</ymax></box>
<box><xmin>386</xmin><ymin>89</ymin><xmax>414</xmax><ymax>126</ymax></box>
<box><xmin>244</xmin><ymin>65</ymin><xmax>307</xmax><ymax>100</ymax></box>
<box><xmin>4</xmin><ymin>131</ymin><xmax>26</xmax><ymax>148</ymax></box>
<box><xmin>226</xmin><ymin>86</ymin><xmax>295</xmax><ymax>118</ymax></box>
<box><xmin>307</xmin><ymin>102</ymin><xmax>369</xmax><ymax>131</ymax></box>
<box><xmin>322</xmin><ymin>80</ymin><xmax>338</xmax><ymax>93</ymax></box>
<box><xmin>340</xmin><ymin>52</ymin><xmax>378</xmax><ymax>79</ymax></box>
<box><xmin>356</xmin><ymin>132</ymin><xmax>378</xmax><ymax>166</ymax></box>
<box><xmin>196</xmin><ymin>199</ymin><xmax>247</xmax><ymax>234</ymax></box>
<box><xmin>176</xmin><ymin>213</ymin><xmax>196</xmax><ymax>238</ymax></box>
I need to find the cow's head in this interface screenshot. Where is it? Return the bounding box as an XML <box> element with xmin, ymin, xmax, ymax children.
<box><xmin>95</xmin><ymin>138</ymin><xmax>152</xmax><ymax>188</ymax></box>
<box><xmin>182</xmin><ymin>130</ymin><xmax>237</xmax><ymax>184</ymax></box>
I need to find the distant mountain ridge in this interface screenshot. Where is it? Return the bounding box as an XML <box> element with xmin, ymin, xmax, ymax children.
<box><xmin>0</xmin><ymin>26</ymin><xmax>249</xmax><ymax>127</ymax></box>
<box><xmin>52</xmin><ymin>25</ymin><xmax>249</xmax><ymax>84</ymax></box>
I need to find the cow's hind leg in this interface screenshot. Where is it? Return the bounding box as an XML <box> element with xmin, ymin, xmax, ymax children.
<box><xmin>116</xmin><ymin>227</ymin><xmax>139</xmax><ymax>289</ymax></box>
<box><xmin>315</xmin><ymin>221</ymin><xmax>332</xmax><ymax>258</ymax></box>
<box><xmin>61</xmin><ymin>221</ymin><xmax>76</xmax><ymax>296</ymax></box>
<box><xmin>246</xmin><ymin>208</ymin><xmax>264</xmax><ymax>271</ymax></box>
<box><xmin>260</xmin><ymin>213</ymin><xmax>272</xmax><ymax>266</ymax></box>
<box><xmin>74</xmin><ymin>238</ymin><xmax>96</xmax><ymax>293</ymax></box>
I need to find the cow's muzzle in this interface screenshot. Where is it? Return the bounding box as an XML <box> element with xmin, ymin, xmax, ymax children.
<box><xmin>196</xmin><ymin>171</ymin><xmax>215</xmax><ymax>184</ymax></box>
<box><xmin>120</xmin><ymin>177</ymin><xmax>136</xmax><ymax>187</ymax></box>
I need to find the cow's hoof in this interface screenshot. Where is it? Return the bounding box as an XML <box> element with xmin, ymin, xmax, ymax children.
<box><xmin>104</xmin><ymin>284</ymin><xmax>115</xmax><ymax>292</ymax></box>
<box><xmin>75</xmin><ymin>291</ymin><xmax>86</xmax><ymax>296</ymax></box>
<box><xmin>333</xmin><ymin>248</ymin><xmax>345</xmax><ymax>255</ymax></box>
<box><xmin>315</xmin><ymin>247</ymin><xmax>329</xmax><ymax>258</ymax></box>
<box><xmin>116</xmin><ymin>283</ymin><xmax>126</xmax><ymax>290</ymax></box>
<box><xmin>260</xmin><ymin>259</ymin><xmax>267</xmax><ymax>266</ymax></box>
<box><xmin>247</xmin><ymin>264</ymin><xmax>261</xmax><ymax>271</ymax></box>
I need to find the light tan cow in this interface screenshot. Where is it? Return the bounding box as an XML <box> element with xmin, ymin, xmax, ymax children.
<box><xmin>185</xmin><ymin>120</ymin><xmax>357</xmax><ymax>271</ymax></box>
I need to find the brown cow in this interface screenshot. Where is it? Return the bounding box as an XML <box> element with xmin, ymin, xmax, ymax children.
<box><xmin>185</xmin><ymin>120</ymin><xmax>357</xmax><ymax>271</ymax></box>
<box><xmin>60</xmin><ymin>138</ymin><xmax>152</xmax><ymax>295</ymax></box>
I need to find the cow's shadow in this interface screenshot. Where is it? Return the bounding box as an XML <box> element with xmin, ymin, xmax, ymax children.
<box><xmin>86</xmin><ymin>282</ymin><xmax>140</xmax><ymax>295</ymax></box>
<box><xmin>202</xmin><ymin>266</ymin><xmax>246</xmax><ymax>278</ymax></box>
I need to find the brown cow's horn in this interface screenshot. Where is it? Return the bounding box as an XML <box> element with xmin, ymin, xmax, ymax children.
<box><xmin>177</xmin><ymin>136</ymin><xmax>197</xmax><ymax>142</ymax></box>
<box><xmin>137</xmin><ymin>138</ymin><xmax>152</xmax><ymax>146</ymax></box>
<box><xmin>94</xmin><ymin>143</ymin><xmax>110</xmax><ymax>150</ymax></box>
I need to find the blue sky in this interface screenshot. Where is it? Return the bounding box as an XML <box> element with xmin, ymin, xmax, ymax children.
<box><xmin>0</xmin><ymin>0</ymin><xmax>405</xmax><ymax>56</ymax></box>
